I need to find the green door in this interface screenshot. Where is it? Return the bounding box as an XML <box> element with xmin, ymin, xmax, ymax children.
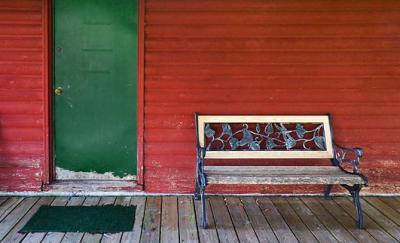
<box><xmin>54</xmin><ymin>0</ymin><xmax>137</xmax><ymax>179</ymax></box>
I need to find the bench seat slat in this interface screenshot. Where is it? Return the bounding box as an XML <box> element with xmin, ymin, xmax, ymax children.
<box><xmin>204</xmin><ymin>166</ymin><xmax>364</xmax><ymax>185</ymax></box>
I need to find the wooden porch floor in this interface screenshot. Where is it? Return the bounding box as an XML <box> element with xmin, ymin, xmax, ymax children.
<box><xmin>0</xmin><ymin>196</ymin><xmax>399</xmax><ymax>243</ymax></box>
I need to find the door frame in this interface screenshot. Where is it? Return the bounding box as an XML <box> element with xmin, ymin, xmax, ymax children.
<box><xmin>42</xmin><ymin>0</ymin><xmax>145</xmax><ymax>187</ymax></box>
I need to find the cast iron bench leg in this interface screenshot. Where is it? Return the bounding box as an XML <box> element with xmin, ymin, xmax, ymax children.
<box><xmin>324</xmin><ymin>184</ymin><xmax>333</xmax><ymax>200</ymax></box>
<box><xmin>200</xmin><ymin>185</ymin><xmax>207</xmax><ymax>229</ymax></box>
<box><xmin>342</xmin><ymin>184</ymin><xmax>364</xmax><ymax>229</ymax></box>
<box><xmin>352</xmin><ymin>185</ymin><xmax>364</xmax><ymax>229</ymax></box>
<box><xmin>194</xmin><ymin>178</ymin><xmax>200</xmax><ymax>200</ymax></box>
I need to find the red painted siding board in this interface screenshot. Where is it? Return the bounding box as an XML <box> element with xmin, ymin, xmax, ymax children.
<box><xmin>0</xmin><ymin>0</ymin><xmax>46</xmax><ymax>191</ymax></box>
<box><xmin>146</xmin><ymin>0</ymin><xmax>400</xmax><ymax>11</ymax></box>
<box><xmin>147</xmin><ymin>39</ymin><xmax>400</xmax><ymax>52</ymax></box>
<box><xmin>144</xmin><ymin>0</ymin><xmax>400</xmax><ymax>193</ymax></box>
<box><xmin>1</xmin><ymin>0</ymin><xmax>400</xmax><ymax>194</ymax></box>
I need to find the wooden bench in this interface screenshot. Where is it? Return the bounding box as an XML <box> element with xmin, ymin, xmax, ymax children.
<box><xmin>194</xmin><ymin>114</ymin><xmax>368</xmax><ymax>229</ymax></box>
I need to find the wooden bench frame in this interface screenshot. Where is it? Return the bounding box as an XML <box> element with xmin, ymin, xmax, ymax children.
<box><xmin>194</xmin><ymin>113</ymin><xmax>368</xmax><ymax>229</ymax></box>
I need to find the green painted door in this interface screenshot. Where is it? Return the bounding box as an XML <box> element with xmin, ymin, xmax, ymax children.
<box><xmin>54</xmin><ymin>0</ymin><xmax>137</xmax><ymax>179</ymax></box>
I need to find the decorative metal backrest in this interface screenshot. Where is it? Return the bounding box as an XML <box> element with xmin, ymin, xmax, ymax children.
<box><xmin>196</xmin><ymin>115</ymin><xmax>334</xmax><ymax>159</ymax></box>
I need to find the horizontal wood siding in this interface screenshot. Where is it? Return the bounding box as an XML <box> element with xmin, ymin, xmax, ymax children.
<box><xmin>144</xmin><ymin>0</ymin><xmax>400</xmax><ymax>193</ymax></box>
<box><xmin>1</xmin><ymin>0</ymin><xmax>400</xmax><ymax>194</ymax></box>
<box><xmin>0</xmin><ymin>0</ymin><xmax>46</xmax><ymax>191</ymax></box>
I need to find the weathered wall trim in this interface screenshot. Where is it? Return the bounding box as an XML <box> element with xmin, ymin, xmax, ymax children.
<box><xmin>137</xmin><ymin>0</ymin><xmax>145</xmax><ymax>186</ymax></box>
<box><xmin>43</xmin><ymin>0</ymin><xmax>51</xmax><ymax>184</ymax></box>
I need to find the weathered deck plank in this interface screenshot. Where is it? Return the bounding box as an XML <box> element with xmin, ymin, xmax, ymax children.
<box><xmin>0</xmin><ymin>196</ymin><xmax>399</xmax><ymax>243</ymax></box>
<box><xmin>59</xmin><ymin>196</ymin><xmax>88</xmax><ymax>243</ymax></box>
<box><xmin>271</xmin><ymin>197</ymin><xmax>318</xmax><ymax>243</ymax></box>
<box><xmin>0</xmin><ymin>197</ymin><xmax>24</xmax><ymax>222</ymax></box>
<box><xmin>240</xmin><ymin>197</ymin><xmax>278</xmax><ymax>243</ymax></box>
<box><xmin>316</xmin><ymin>197</ymin><xmax>378</xmax><ymax>243</ymax></box>
<box><xmin>256</xmin><ymin>197</ymin><xmax>299</xmax><ymax>243</ymax></box>
<box><xmin>0</xmin><ymin>197</ymin><xmax>39</xmax><ymax>242</ymax></box>
<box><xmin>287</xmin><ymin>197</ymin><xmax>338</xmax><ymax>242</ymax></box>
<box><xmin>358</xmin><ymin>197</ymin><xmax>400</xmax><ymax>241</ymax></box>
<box><xmin>2</xmin><ymin>197</ymin><xmax>55</xmax><ymax>243</ymax></box>
<box><xmin>225</xmin><ymin>197</ymin><xmax>259</xmax><ymax>243</ymax></box>
<box><xmin>101</xmin><ymin>197</ymin><xmax>131</xmax><ymax>243</ymax></box>
<box><xmin>209</xmin><ymin>197</ymin><xmax>239</xmax><ymax>243</ymax></box>
<box><xmin>160</xmin><ymin>196</ymin><xmax>178</xmax><ymax>243</ymax></box>
<box><xmin>301</xmin><ymin>197</ymin><xmax>358</xmax><ymax>243</ymax></box>
<box><xmin>380</xmin><ymin>197</ymin><xmax>400</xmax><ymax>213</ymax></box>
<box><xmin>36</xmin><ymin>197</ymin><xmax>70</xmax><ymax>243</ymax></box>
<box><xmin>178</xmin><ymin>196</ymin><xmax>199</xmax><ymax>243</ymax></box>
<box><xmin>333</xmin><ymin>197</ymin><xmax>398</xmax><ymax>243</ymax></box>
<box><xmin>140</xmin><ymin>197</ymin><xmax>161</xmax><ymax>243</ymax></box>
<box><xmin>0</xmin><ymin>198</ymin><xmax>8</xmax><ymax>207</ymax></box>
<box><xmin>120</xmin><ymin>197</ymin><xmax>146</xmax><ymax>243</ymax></box>
<box><xmin>79</xmin><ymin>197</ymin><xmax>102</xmax><ymax>243</ymax></box>
<box><xmin>194</xmin><ymin>198</ymin><xmax>219</xmax><ymax>243</ymax></box>
<box><xmin>364</xmin><ymin>197</ymin><xmax>400</xmax><ymax>227</ymax></box>
<box><xmin>21</xmin><ymin>198</ymin><xmax>69</xmax><ymax>243</ymax></box>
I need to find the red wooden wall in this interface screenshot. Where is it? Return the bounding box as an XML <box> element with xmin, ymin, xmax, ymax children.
<box><xmin>0</xmin><ymin>0</ymin><xmax>49</xmax><ymax>191</ymax></box>
<box><xmin>1</xmin><ymin>0</ymin><xmax>400</xmax><ymax>193</ymax></box>
<box><xmin>143</xmin><ymin>0</ymin><xmax>400</xmax><ymax>193</ymax></box>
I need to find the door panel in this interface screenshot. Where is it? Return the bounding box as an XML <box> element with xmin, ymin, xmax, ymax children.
<box><xmin>54</xmin><ymin>0</ymin><xmax>137</xmax><ymax>179</ymax></box>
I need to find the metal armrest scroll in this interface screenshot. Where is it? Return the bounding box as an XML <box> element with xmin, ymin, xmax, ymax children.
<box><xmin>333</xmin><ymin>143</ymin><xmax>368</xmax><ymax>185</ymax></box>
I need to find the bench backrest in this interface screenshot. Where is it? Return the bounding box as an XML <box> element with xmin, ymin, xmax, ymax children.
<box><xmin>195</xmin><ymin>114</ymin><xmax>334</xmax><ymax>159</ymax></box>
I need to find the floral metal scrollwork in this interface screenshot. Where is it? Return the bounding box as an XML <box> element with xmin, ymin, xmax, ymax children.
<box><xmin>204</xmin><ymin>123</ymin><xmax>326</xmax><ymax>151</ymax></box>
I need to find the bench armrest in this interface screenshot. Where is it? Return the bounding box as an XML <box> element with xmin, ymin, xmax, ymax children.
<box><xmin>333</xmin><ymin>143</ymin><xmax>368</xmax><ymax>185</ymax></box>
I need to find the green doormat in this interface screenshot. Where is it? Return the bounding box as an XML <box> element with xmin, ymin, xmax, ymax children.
<box><xmin>20</xmin><ymin>206</ymin><xmax>136</xmax><ymax>233</ymax></box>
